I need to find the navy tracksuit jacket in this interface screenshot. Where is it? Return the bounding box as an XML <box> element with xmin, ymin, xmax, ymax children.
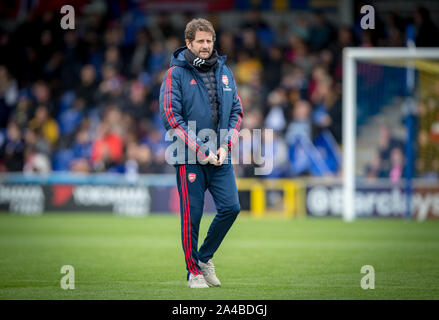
<box><xmin>160</xmin><ymin>47</ymin><xmax>243</xmax><ymax>278</ymax></box>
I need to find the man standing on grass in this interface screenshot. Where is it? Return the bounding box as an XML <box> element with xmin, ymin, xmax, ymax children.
<box><xmin>160</xmin><ymin>18</ymin><xmax>243</xmax><ymax>288</ymax></box>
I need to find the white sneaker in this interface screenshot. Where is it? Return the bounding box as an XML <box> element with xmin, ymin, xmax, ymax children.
<box><xmin>199</xmin><ymin>259</ymin><xmax>221</xmax><ymax>287</ymax></box>
<box><xmin>187</xmin><ymin>273</ymin><xmax>209</xmax><ymax>288</ymax></box>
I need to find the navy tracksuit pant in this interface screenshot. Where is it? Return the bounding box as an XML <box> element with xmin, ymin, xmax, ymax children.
<box><xmin>176</xmin><ymin>163</ymin><xmax>241</xmax><ymax>279</ymax></box>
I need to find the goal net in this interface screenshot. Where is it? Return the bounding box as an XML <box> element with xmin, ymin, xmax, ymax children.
<box><xmin>342</xmin><ymin>48</ymin><xmax>439</xmax><ymax>221</ymax></box>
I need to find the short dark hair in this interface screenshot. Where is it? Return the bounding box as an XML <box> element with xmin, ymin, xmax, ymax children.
<box><xmin>184</xmin><ymin>18</ymin><xmax>216</xmax><ymax>43</ymax></box>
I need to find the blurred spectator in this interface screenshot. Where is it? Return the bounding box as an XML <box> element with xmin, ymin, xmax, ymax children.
<box><xmin>281</xmin><ymin>64</ymin><xmax>307</xmax><ymax>100</ymax></box>
<box><xmin>123</xmin><ymin>81</ymin><xmax>151</xmax><ymax>120</ymax></box>
<box><xmin>285</xmin><ymin>100</ymin><xmax>313</xmax><ymax>145</ymax></box>
<box><xmin>241</xmin><ymin>9</ymin><xmax>272</xmax><ymax>52</ymax></box>
<box><xmin>60</xmin><ymin>30</ymin><xmax>81</xmax><ymax>91</ymax></box>
<box><xmin>128</xmin><ymin>28</ymin><xmax>150</xmax><ymax>77</ymax></box>
<box><xmin>385</xmin><ymin>12</ymin><xmax>405</xmax><ymax>47</ymax></box>
<box><xmin>311</xmin><ymin>76</ymin><xmax>342</xmax><ymax>144</ymax></box>
<box><xmin>0</xmin><ymin>30</ymin><xmax>13</xmax><ymax>69</ymax></box>
<box><xmin>235</xmin><ymin>50</ymin><xmax>262</xmax><ymax>85</ymax></box>
<box><xmin>147</xmin><ymin>41</ymin><xmax>168</xmax><ymax>75</ymax></box>
<box><xmin>414</xmin><ymin>6</ymin><xmax>439</xmax><ymax>47</ymax></box>
<box><xmin>154</xmin><ymin>13</ymin><xmax>177</xmax><ymax>39</ymax></box>
<box><xmin>264</xmin><ymin>88</ymin><xmax>288</xmax><ymax>132</ymax></box>
<box><xmin>242</xmin><ymin>108</ymin><xmax>263</xmax><ymax>131</ymax></box>
<box><xmin>289</xmin><ymin>16</ymin><xmax>310</xmax><ymax>42</ymax></box>
<box><xmin>377</xmin><ymin>125</ymin><xmax>404</xmax><ymax>174</ymax></box>
<box><xmin>104</xmin><ymin>22</ymin><xmax>124</xmax><ymax>47</ymax></box>
<box><xmin>389</xmin><ymin>147</ymin><xmax>405</xmax><ymax>184</ymax></box>
<box><xmin>365</xmin><ymin>152</ymin><xmax>385</xmax><ymax>183</ymax></box>
<box><xmin>10</xmin><ymin>95</ymin><xmax>32</xmax><ymax>129</ymax></box>
<box><xmin>1</xmin><ymin>121</ymin><xmax>25</xmax><ymax>172</ymax></box>
<box><xmin>75</xmin><ymin>64</ymin><xmax>98</xmax><ymax>112</ymax></box>
<box><xmin>124</xmin><ymin>142</ymin><xmax>139</xmax><ymax>180</ymax></box>
<box><xmin>360</xmin><ymin>29</ymin><xmax>376</xmax><ymax>47</ymax></box>
<box><xmin>70</xmin><ymin>158</ymin><xmax>91</xmax><ymax>174</ymax></box>
<box><xmin>262</xmin><ymin>46</ymin><xmax>283</xmax><ymax>92</ymax></box>
<box><xmin>28</xmin><ymin>105</ymin><xmax>59</xmax><ymax>148</ymax></box>
<box><xmin>365</xmin><ymin>125</ymin><xmax>405</xmax><ymax>181</ymax></box>
<box><xmin>218</xmin><ymin>31</ymin><xmax>236</xmax><ymax>64</ymax></box>
<box><xmin>137</xmin><ymin>144</ymin><xmax>155</xmax><ymax>173</ymax></box>
<box><xmin>58</xmin><ymin>97</ymin><xmax>85</xmax><ymax>147</ymax></box>
<box><xmin>72</xmin><ymin>128</ymin><xmax>93</xmax><ymax>161</ymax></box>
<box><xmin>96</xmin><ymin>64</ymin><xmax>125</xmax><ymax>109</ymax></box>
<box><xmin>309</xmin><ymin>11</ymin><xmax>336</xmax><ymax>51</ymax></box>
<box><xmin>138</xmin><ymin>118</ymin><xmax>165</xmax><ymax>167</ymax></box>
<box><xmin>104</xmin><ymin>45</ymin><xmax>123</xmax><ymax>73</ymax></box>
<box><xmin>0</xmin><ymin>66</ymin><xmax>19</xmax><ymax>127</ymax></box>
<box><xmin>285</xmin><ymin>35</ymin><xmax>314</xmax><ymax>75</ymax></box>
<box><xmin>90</xmin><ymin>122</ymin><xmax>124</xmax><ymax>172</ymax></box>
<box><xmin>31</xmin><ymin>81</ymin><xmax>54</xmax><ymax>116</ymax></box>
<box><xmin>164</xmin><ymin>35</ymin><xmax>181</xmax><ymax>58</ymax></box>
<box><xmin>23</xmin><ymin>146</ymin><xmax>51</xmax><ymax>174</ymax></box>
<box><xmin>24</xmin><ymin>128</ymin><xmax>51</xmax><ymax>157</ymax></box>
<box><xmin>308</xmin><ymin>65</ymin><xmax>329</xmax><ymax>102</ymax></box>
<box><xmin>263</xmin><ymin>131</ymin><xmax>288</xmax><ymax>178</ymax></box>
<box><xmin>102</xmin><ymin>104</ymin><xmax>124</xmax><ymax>134</ymax></box>
<box><xmin>329</xmin><ymin>26</ymin><xmax>355</xmax><ymax>82</ymax></box>
<box><xmin>385</xmin><ymin>12</ymin><xmax>406</xmax><ymax>38</ymax></box>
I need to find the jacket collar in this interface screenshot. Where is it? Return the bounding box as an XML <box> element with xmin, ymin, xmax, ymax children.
<box><xmin>170</xmin><ymin>46</ymin><xmax>226</xmax><ymax>70</ymax></box>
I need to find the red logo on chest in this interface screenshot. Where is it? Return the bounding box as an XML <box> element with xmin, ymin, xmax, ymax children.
<box><xmin>222</xmin><ymin>75</ymin><xmax>229</xmax><ymax>86</ymax></box>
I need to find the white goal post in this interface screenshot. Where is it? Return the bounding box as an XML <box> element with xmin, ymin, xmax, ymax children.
<box><xmin>342</xmin><ymin>47</ymin><xmax>439</xmax><ymax>222</ymax></box>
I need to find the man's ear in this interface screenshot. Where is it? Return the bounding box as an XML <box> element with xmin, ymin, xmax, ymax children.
<box><xmin>185</xmin><ymin>39</ymin><xmax>191</xmax><ymax>49</ymax></box>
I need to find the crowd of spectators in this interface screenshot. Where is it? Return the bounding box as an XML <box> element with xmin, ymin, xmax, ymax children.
<box><xmin>0</xmin><ymin>3</ymin><xmax>438</xmax><ymax>178</ymax></box>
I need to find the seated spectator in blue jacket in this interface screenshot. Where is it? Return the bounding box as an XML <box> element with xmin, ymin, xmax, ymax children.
<box><xmin>72</xmin><ymin>128</ymin><xmax>92</xmax><ymax>160</ymax></box>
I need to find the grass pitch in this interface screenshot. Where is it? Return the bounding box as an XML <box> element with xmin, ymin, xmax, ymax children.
<box><xmin>0</xmin><ymin>213</ymin><xmax>438</xmax><ymax>300</ymax></box>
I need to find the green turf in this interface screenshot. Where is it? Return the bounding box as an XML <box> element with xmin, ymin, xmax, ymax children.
<box><xmin>0</xmin><ymin>213</ymin><xmax>438</xmax><ymax>300</ymax></box>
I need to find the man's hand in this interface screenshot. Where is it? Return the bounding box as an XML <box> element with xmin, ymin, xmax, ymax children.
<box><xmin>199</xmin><ymin>151</ymin><xmax>218</xmax><ymax>165</ymax></box>
<box><xmin>215</xmin><ymin>146</ymin><xmax>228</xmax><ymax>166</ymax></box>
<box><xmin>207</xmin><ymin>151</ymin><xmax>218</xmax><ymax>165</ymax></box>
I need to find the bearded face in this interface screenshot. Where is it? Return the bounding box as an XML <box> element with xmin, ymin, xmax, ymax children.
<box><xmin>186</xmin><ymin>31</ymin><xmax>214</xmax><ymax>60</ymax></box>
